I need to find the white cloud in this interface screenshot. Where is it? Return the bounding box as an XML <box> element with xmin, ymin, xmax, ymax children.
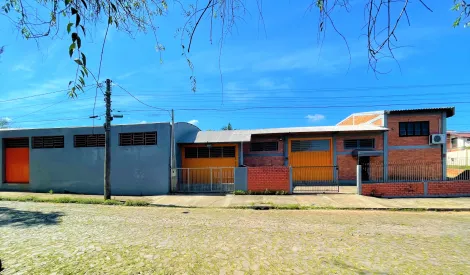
<box><xmin>139</xmin><ymin>120</ymin><xmax>147</xmax><ymax>124</ymax></box>
<box><xmin>305</xmin><ymin>114</ymin><xmax>325</xmax><ymax>123</ymax></box>
<box><xmin>12</xmin><ymin>63</ymin><xmax>34</xmax><ymax>73</ymax></box>
<box><xmin>188</xmin><ymin>119</ymin><xmax>199</xmax><ymax>125</ymax></box>
<box><xmin>2</xmin><ymin>117</ymin><xmax>12</xmax><ymax>122</ymax></box>
<box><xmin>255</xmin><ymin>78</ymin><xmax>290</xmax><ymax>90</ymax></box>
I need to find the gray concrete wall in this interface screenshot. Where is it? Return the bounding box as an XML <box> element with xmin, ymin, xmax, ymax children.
<box><xmin>234</xmin><ymin>167</ymin><xmax>247</xmax><ymax>191</ymax></box>
<box><xmin>174</xmin><ymin>122</ymin><xmax>200</xmax><ymax>168</ymax></box>
<box><xmin>0</xmin><ymin>123</ymin><xmax>172</xmax><ymax>195</ymax></box>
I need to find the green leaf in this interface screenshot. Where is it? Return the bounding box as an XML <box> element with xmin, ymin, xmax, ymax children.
<box><xmin>79</xmin><ymin>76</ymin><xmax>85</xmax><ymax>86</ymax></box>
<box><xmin>68</xmin><ymin>80</ymin><xmax>73</xmax><ymax>87</ymax></box>
<box><xmin>110</xmin><ymin>3</ymin><xmax>117</xmax><ymax>12</ymax></box>
<box><xmin>80</xmin><ymin>25</ymin><xmax>86</xmax><ymax>36</ymax></box>
<box><xmin>71</xmin><ymin>32</ymin><xmax>78</xmax><ymax>42</ymax></box>
<box><xmin>69</xmin><ymin>43</ymin><xmax>76</xmax><ymax>57</ymax></box>
<box><xmin>81</xmin><ymin>53</ymin><xmax>87</xmax><ymax>67</ymax></box>
<box><xmin>74</xmin><ymin>58</ymin><xmax>83</xmax><ymax>65</ymax></box>
<box><xmin>82</xmin><ymin>66</ymin><xmax>88</xmax><ymax>77</ymax></box>
<box><xmin>76</xmin><ymin>36</ymin><xmax>81</xmax><ymax>49</ymax></box>
<box><xmin>453</xmin><ymin>17</ymin><xmax>461</xmax><ymax>27</ymax></box>
<box><xmin>70</xmin><ymin>86</ymin><xmax>77</xmax><ymax>97</ymax></box>
<box><xmin>67</xmin><ymin>22</ymin><xmax>73</xmax><ymax>33</ymax></box>
<box><xmin>80</xmin><ymin>0</ymin><xmax>87</xmax><ymax>9</ymax></box>
<box><xmin>108</xmin><ymin>16</ymin><xmax>113</xmax><ymax>25</ymax></box>
<box><xmin>80</xmin><ymin>69</ymin><xmax>85</xmax><ymax>78</ymax></box>
<box><xmin>75</xmin><ymin>14</ymin><xmax>80</xmax><ymax>27</ymax></box>
<box><xmin>451</xmin><ymin>3</ymin><xmax>460</xmax><ymax>11</ymax></box>
<box><xmin>65</xmin><ymin>0</ymin><xmax>71</xmax><ymax>5</ymax></box>
<box><xmin>71</xmin><ymin>7</ymin><xmax>77</xmax><ymax>15</ymax></box>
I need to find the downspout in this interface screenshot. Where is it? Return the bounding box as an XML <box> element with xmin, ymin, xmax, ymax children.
<box><xmin>239</xmin><ymin>142</ymin><xmax>244</xmax><ymax>166</ymax></box>
<box><xmin>383</xmin><ymin>113</ymin><xmax>388</xmax><ymax>181</ymax></box>
<box><xmin>332</xmin><ymin>133</ymin><xmax>338</xmax><ymax>182</ymax></box>
<box><xmin>283</xmin><ymin>135</ymin><xmax>289</xmax><ymax>166</ymax></box>
<box><xmin>441</xmin><ymin>111</ymin><xmax>447</xmax><ymax>180</ymax></box>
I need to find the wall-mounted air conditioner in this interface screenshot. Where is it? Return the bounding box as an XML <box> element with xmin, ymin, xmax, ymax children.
<box><xmin>429</xmin><ymin>134</ymin><xmax>446</xmax><ymax>145</ymax></box>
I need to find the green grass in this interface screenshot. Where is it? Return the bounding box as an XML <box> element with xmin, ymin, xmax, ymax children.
<box><xmin>0</xmin><ymin>195</ymin><xmax>149</xmax><ymax>206</ymax></box>
<box><xmin>124</xmin><ymin>200</ymin><xmax>150</xmax><ymax>206</ymax></box>
<box><xmin>448</xmin><ymin>165</ymin><xmax>470</xmax><ymax>170</ymax></box>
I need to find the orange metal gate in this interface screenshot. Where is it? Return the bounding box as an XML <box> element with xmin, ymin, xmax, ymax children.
<box><xmin>4</xmin><ymin>138</ymin><xmax>30</xmax><ymax>183</ymax></box>
<box><xmin>288</xmin><ymin>138</ymin><xmax>333</xmax><ymax>182</ymax></box>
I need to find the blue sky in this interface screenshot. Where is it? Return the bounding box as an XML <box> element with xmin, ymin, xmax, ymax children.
<box><xmin>0</xmin><ymin>1</ymin><xmax>469</xmax><ymax>131</ymax></box>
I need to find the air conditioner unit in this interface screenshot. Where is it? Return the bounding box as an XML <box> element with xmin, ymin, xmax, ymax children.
<box><xmin>429</xmin><ymin>134</ymin><xmax>446</xmax><ymax>145</ymax></box>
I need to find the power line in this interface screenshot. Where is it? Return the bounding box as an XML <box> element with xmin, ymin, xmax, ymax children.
<box><xmin>10</xmin><ymin>87</ymin><xmax>97</xmax><ymax>121</ymax></box>
<box><xmin>109</xmin><ymin>82</ymin><xmax>470</xmax><ymax>95</ymax></box>
<box><xmin>0</xmin><ymin>84</ymin><xmax>97</xmax><ymax>103</ymax></box>
<box><xmin>114</xmin><ymin>83</ymin><xmax>171</xmax><ymax>117</ymax></box>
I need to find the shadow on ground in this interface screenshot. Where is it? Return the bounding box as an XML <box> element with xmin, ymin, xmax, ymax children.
<box><xmin>0</xmin><ymin>207</ymin><xmax>64</xmax><ymax>227</ymax></box>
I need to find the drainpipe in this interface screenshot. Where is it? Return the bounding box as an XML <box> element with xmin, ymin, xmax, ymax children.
<box><xmin>441</xmin><ymin>111</ymin><xmax>447</xmax><ymax>180</ymax></box>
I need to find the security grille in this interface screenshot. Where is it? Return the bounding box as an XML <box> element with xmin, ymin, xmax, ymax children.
<box><xmin>250</xmin><ymin>142</ymin><xmax>278</xmax><ymax>152</ymax></box>
<box><xmin>185</xmin><ymin>146</ymin><xmax>236</xmax><ymax>158</ymax></box>
<box><xmin>119</xmin><ymin>132</ymin><xmax>157</xmax><ymax>146</ymax></box>
<box><xmin>291</xmin><ymin>140</ymin><xmax>330</xmax><ymax>152</ymax></box>
<box><xmin>344</xmin><ymin>139</ymin><xmax>375</xmax><ymax>149</ymax></box>
<box><xmin>4</xmin><ymin>138</ymin><xmax>29</xmax><ymax>148</ymax></box>
<box><xmin>32</xmin><ymin>136</ymin><xmax>64</xmax><ymax>149</ymax></box>
<box><xmin>74</xmin><ymin>134</ymin><xmax>105</xmax><ymax>147</ymax></box>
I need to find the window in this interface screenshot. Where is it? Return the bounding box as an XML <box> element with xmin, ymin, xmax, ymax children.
<box><xmin>32</xmin><ymin>136</ymin><xmax>64</xmax><ymax>149</ymax></box>
<box><xmin>344</xmin><ymin>139</ymin><xmax>375</xmax><ymax>149</ymax></box>
<box><xmin>399</xmin><ymin>121</ymin><xmax>430</xmax><ymax>137</ymax></box>
<box><xmin>250</xmin><ymin>142</ymin><xmax>278</xmax><ymax>152</ymax></box>
<box><xmin>4</xmin><ymin>138</ymin><xmax>29</xmax><ymax>148</ymax></box>
<box><xmin>291</xmin><ymin>139</ymin><xmax>330</xmax><ymax>152</ymax></box>
<box><xmin>74</xmin><ymin>134</ymin><xmax>105</xmax><ymax>147</ymax></box>
<box><xmin>119</xmin><ymin>132</ymin><xmax>157</xmax><ymax>146</ymax></box>
<box><xmin>184</xmin><ymin>146</ymin><xmax>236</xmax><ymax>158</ymax></box>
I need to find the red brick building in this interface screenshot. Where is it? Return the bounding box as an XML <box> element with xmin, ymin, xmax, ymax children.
<box><xmin>178</xmin><ymin>107</ymin><xmax>454</xmax><ymax>190</ymax></box>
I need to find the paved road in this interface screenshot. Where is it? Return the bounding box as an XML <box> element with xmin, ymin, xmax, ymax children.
<box><xmin>1</xmin><ymin>201</ymin><xmax>469</xmax><ymax>274</ymax></box>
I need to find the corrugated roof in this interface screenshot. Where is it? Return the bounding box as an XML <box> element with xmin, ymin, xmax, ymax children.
<box><xmin>387</xmin><ymin>107</ymin><xmax>455</xmax><ymax>118</ymax></box>
<box><xmin>182</xmin><ymin>125</ymin><xmax>388</xmax><ymax>144</ymax></box>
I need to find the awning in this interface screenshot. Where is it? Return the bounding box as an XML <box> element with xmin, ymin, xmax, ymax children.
<box><xmin>352</xmin><ymin>149</ymin><xmax>383</xmax><ymax>157</ymax></box>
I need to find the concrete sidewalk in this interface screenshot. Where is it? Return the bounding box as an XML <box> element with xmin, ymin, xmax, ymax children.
<box><xmin>1</xmin><ymin>189</ymin><xmax>470</xmax><ymax>209</ymax></box>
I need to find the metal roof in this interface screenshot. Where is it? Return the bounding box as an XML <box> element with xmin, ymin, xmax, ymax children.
<box><xmin>387</xmin><ymin>107</ymin><xmax>455</xmax><ymax>118</ymax></box>
<box><xmin>182</xmin><ymin>125</ymin><xmax>388</xmax><ymax>144</ymax></box>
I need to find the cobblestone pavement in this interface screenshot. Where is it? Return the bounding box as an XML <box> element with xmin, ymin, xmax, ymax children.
<box><xmin>1</xmin><ymin>201</ymin><xmax>469</xmax><ymax>274</ymax></box>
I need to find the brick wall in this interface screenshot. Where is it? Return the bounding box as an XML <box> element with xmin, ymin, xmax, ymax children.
<box><xmin>247</xmin><ymin>166</ymin><xmax>290</xmax><ymax>192</ymax></box>
<box><xmin>387</xmin><ymin>114</ymin><xmax>442</xmax><ymax>146</ymax></box>
<box><xmin>243</xmin><ymin>137</ymin><xmax>285</xmax><ymax>167</ymax></box>
<box><xmin>388</xmin><ymin>148</ymin><xmax>441</xmax><ymax>163</ymax></box>
<box><xmin>362</xmin><ymin>180</ymin><xmax>470</xmax><ymax>197</ymax></box>
<box><xmin>428</xmin><ymin>181</ymin><xmax>470</xmax><ymax>195</ymax></box>
<box><xmin>362</xmin><ymin>182</ymin><xmax>424</xmax><ymax>197</ymax></box>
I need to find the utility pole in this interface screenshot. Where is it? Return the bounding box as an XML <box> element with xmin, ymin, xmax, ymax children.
<box><xmin>170</xmin><ymin>109</ymin><xmax>177</xmax><ymax>192</ymax></box>
<box><xmin>104</xmin><ymin>79</ymin><xmax>112</xmax><ymax>200</ymax></box>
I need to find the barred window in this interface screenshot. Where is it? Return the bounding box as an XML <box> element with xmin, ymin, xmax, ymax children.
<box><xmin>250</xmin><ymin>142</ymin><xmax>278</xmax><ymax>152</ymax></box>
<box><xmin>74</xmin><ymin>134</ymin><xmax>105</xmax><ymax>147</ymax></box>
<box><xmin>32</xmin><ymin>136</ymin><xmax>64</xmax><ymax>149</ymax></box>
<box><xmin>344</xmin><ymin>139</ymin><xmax>375</xmax><ymax>149</ymax></box>
<box><xmin>399</xmin><ymin>121</ymin><xmax>430</xmax><ymax>137</ymax></box>
<box><xmin>291</xmin><ymin>140</ymin><xmax>330</xmax><ymax>152</ymax></box>
<box><xmin>184</xmin><ymin>146</ymin><xmax>236</xmax><ymax>158</ymax></box>
<box><xmin>119</xmin><ymin>132</ymin><xmax>157</xmax><ymax>146</ymax></box>
<box><xmin>4</xmin><ymin>138</ymin><xmax>29</xmax><ymax>148</ymax></box>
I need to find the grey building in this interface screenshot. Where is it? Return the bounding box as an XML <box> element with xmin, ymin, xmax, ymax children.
<box><xmin>0</xmin><ymin>122</ymin><xmax>199</xmax><ymax>195</ymax></box>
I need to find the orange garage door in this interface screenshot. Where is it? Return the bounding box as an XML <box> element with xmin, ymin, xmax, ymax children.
<box><xmin>4</xmin><ymin>138</ymin><xmax>30</xmax><ymax>183</ymax></box>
